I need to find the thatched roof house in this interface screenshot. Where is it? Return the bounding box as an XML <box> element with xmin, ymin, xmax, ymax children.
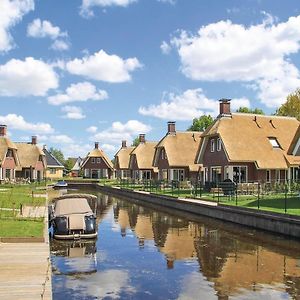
<box><xmin>44</xmin><ymin>146</ymin><xmax>64</xmax><ymax>179</ymax></box>
<box><xmin>114</xmin><ymin>140</ymin><xmax>134</xmax><ymax>179</ymax></box>
<box><xmin>153</xmin><ymin>121</ymin><xmax>202</xmax><ymax>182</ymax></box>
<box><xmin>129</xmin><ymin>134</ymin><xmax>158</xmax><ymax>180</ymax></box>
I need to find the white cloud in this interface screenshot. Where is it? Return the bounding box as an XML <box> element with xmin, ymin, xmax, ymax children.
<box><xmin>93</xmin><ymin>120</ymin><xmax>151</xmax><ymax>146</ymax></box>
<box><xmin>139</xmin><ymin>88</ymin><xmax>250</xmax><ymax>120</ymax></box>
<box><xmin>48</xmin><ymin>81</ymin><xmax>108</xmax><ymax>105</ymax></box>
<box><xmin>86</xmin><ymin>126</ymin><xmax>98</xmax><ymax>133</ymax></box>
<box><xmin>39</xmin><ymin>134</ymin><xmax>74</xmax><ymax>144</ymax></box>
<box><xmin>157</xmin><ymin>0</ymin><xmax>176</xmax><ymax>4</ymax></box>
<box><xmin>102</xmin><ymin>143</ymin><xmax>117</xmax><ymax>153</ymax></box>
<box><xmin>27</xmin><ymin>18</ymin><xmax>66</xmax><ymax>39</ymax></box>
<box><xmin>160</xmin><ymin>41</ymin><xmax>171</xmax><ymax>54</ymax></box>
<box><xmin>27</xmin><ymin>19</ymin><xmax>70</xmax><ymax>51</ymax></box>
<box><xmin>0</xmin><ymin>57</ymin><xmax>58</xmax><ymax>97</ymax></box>
<box><xmin>66</xmin><ymin>50</ymin><xmax>142</xmax><ymax>83</ymax></box>
<box><xmin>0</xmin><ymin>0</ymin><xmax>34</xmax><ymax>52</ymax></box>
<box><xmin>0</xmin><ymin>114</ymin><xmax>54</xmax><ymax>134</ymax></box>
<box><xmin>50</xmin><ymin>39</ymin><xmax>69</xmax><ymax>51</ymax></box>
<box><xmin>80</xmin><ymin>0</ymin><xmax>136</xmax><ymax>18</ymax></box>
<box><xmin>61</xmin><ymin>106</ymin><xmax>86</xmax><ymax>119</ymax></box>
<box><xmin>170</xmin><ymin>15</ymin><xmax>300</xmax><ymax>108</ymax></box>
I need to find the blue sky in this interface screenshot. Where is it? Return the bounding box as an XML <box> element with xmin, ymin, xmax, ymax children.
<box><xmin>1</xmin><ymin>0</ymin><xmax>300</xmax><ymax>158</ymax></box>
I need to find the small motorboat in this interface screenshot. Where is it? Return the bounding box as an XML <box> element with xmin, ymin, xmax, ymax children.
<box><xmin>50</xmin><ymin>194</ymin><xmax>97</xmax><ymax>240</ymax></box>
<box><xmin>53</xmin><ymin>180</ymin><xmax>68</xmax><ymax>189</ymax></box>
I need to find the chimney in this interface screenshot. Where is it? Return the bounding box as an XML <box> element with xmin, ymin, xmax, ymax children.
<box><xmin>95</xmin><ymin>142</ymin><xmax>99</xmax><ymax>149</ymax></box>
<box><xmin>139</xmin><ymin>134</ymin><xmax>145</xmax><ymax>144</ymax></box>
<box><xmin>219</xmin><ymin>99</ymin><xmax>231</xmax><ymax>116</ymax></box>
<box><xmin>0</xmin><ymin>125</ymin><xmax>7</xmax><ymax>137</ymax></box>
<box><xmin>122</xmin><ymin>140</ymin><xmax>127</xmax><ymax>148</ymax></box>
<box><xmin>43</xmin><ymin>145</ymin><xmax>47</xmax><ymax>150</ymax></box>
<box><xmin>167</xmin><ymin>121</ymin><xmax>176</xmax><ymax>135</ymax></box>
<box><xmin>31</xmin><ymin>136</ymin><xmax>37</xmax><ymax>145</ymax></box>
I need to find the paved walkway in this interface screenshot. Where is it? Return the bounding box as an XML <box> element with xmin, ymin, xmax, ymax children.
<box><xmin>18</xmin><ymin>205</ymin><xmax>48</xmax><ymax>218</ymax></box>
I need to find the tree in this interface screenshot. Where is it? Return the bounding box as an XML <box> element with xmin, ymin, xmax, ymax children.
<box><xmin>64</xmin><ymin>158</ymin><xmax>75</xmax><ymax>172</ymax></box>
<box><xmin>276</xmin><ymin>89</ymin><xmax>300</xmax><ymax>120</ymax></box>
<box><xmin>131</xmin><ymin>136</ymin><xmax>140</xmax><ymax>147</ymax></box>
<box><xmin>236</xmin><ymin>107</ymin><xmax>264</xmax><ymax>115</ymax></box>
<box><xmin>187</xmin><ymin>115</ymin><xmax>214</xmax><ymax>132</ymax></box>
<box><xmin>49</xmin><ymin>147</ymin><xmax>65</xmax><ymax>164</ymax></box>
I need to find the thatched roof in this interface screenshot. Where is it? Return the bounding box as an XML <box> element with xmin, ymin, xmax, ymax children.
<box><xmin>0</xmin><ymin>137</ymin><xmax>18</xmax><ymax>166</ymax></box>
<box><xmin>82</xmin><ymin>147</ymin><xmax>113</xmax><ymax>169</ymax></box>
<box><xmin>130</xmin><ymin>141</ymin><xmax>158</xmax><ymax>171</ymax></box>
<box><xmin>198</xmin><ymin>113</ymin><xmax>300</xmax><ymax>169</ymax></box>
<box><xmin>114</xmin><ymin>146</ymin><xmax>134</xmax><ymax>169</ymax></box>
<box><xmin>155</xmin><ymin>131</ymin><xmax>202</xmax><ymax>172</ymax></box>
<box><xmin>15</xmin><ymin>143</ymin><xmax>45</xmax><ymax>169</ymax></box>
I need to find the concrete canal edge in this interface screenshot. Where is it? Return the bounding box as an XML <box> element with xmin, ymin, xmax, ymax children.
<box><xmin>69</xmin><ymin>182</ymin><xmax>300</xmax><ymax>239</ymax></box>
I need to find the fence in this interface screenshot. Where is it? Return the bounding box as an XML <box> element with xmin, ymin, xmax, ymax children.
<box><xmin>114</xmin><ymin>179</ymin><xmax>300</xmax><ymax>216</ymax></box>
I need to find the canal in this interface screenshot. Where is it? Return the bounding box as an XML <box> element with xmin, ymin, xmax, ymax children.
<box><xmin>49</xmin><ymin>189</ymin><xmax>300</xmax><ymax>299</ymax></box>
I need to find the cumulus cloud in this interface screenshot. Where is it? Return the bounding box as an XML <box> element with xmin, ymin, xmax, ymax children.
<box><xmin>61</xmin><ymin>106</ymin><xmax>86</xmax><ymax>119</ymax></box>
<box><xmin>169</xmin><ymin>15</ymin><xmax>300</xmax><ymax>107</ymax></box>
<box><xmin>139</xmin><ymin>88</ymin><xmax>250</xmax><ymax>120</ymax></box>
<box><xmin>93</xmin><ymin>120</ymin><xmax>151</xmax><ymax>146</ymax></box>
<box><xmin>0</xmin><ymin>57</ymin><xmax>58</xmax><ymax>97</ymax></box>
<box><xmin>86</xmin><ymin>126</ymin><xmax>98</xmax><ymax>133</ymax></box>
<box><xmin>80</xmin><ymin>0</ymin><xmax>137</xmax><ymax>18</ymax></box>
<box><xmin>27</xmin><ymin>18</ymin><xmax>70</xmax><ymax>51</ymax></box>
<box><xmin>66</xmin><ymin>50</ymin><xmax>142</xmax><ymax>83</ymax></box>
<box><xmin>39</xmin><ymin>134</ymin><xmax>74</xmax><ymax>144</ymax></box>
<box><xmin>48</xmin><ymin>81</ymin><xmax>108</xmax><ymax>105</ymax></box>
<box><xmin>160</xmin><ymin>41</ymin><xmax>171</xmax><ymax>54</ymax></box>
<box><xmin>0</xmin><ymin>0</ymin><xmax>34</xmax><ymax>52</ymax></box>
<box><xmin>0</xmin><ymin>114</ymin><xmax>54</xmax><ymax>134</ymax></box>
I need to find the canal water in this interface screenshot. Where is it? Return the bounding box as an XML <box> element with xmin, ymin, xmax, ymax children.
<box><xmin>49</xmin><ymin>189</ymin><xmax>300</xmax><ymax>299</ymax></box>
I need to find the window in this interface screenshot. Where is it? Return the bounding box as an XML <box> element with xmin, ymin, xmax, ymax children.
<box><xmin>275</xmin><ymin>170</ymin><xmax>280</xmax><ymax>183</ymax></box>
<box><xmin>49</xmin><ymin>168</ymin><xmax>56</xmax><ymax>174</ymax></box>
<box><xmin>172</xmin><ymin>169</ymin><xmax>185</xmax><ymax>181</ymax></box>
<box><xmin>211</xmin><ymin>139</ymin><xmax>215</xmax><ymax>152</ymax></box>
<box><xmin>161</xmin><ymin>148</ymin><xmax>167</xmax><ymax>160</ymax></box>
<box><xmin>268</xmin><ymin>137</ymin><xmax>280</xmax><ymax>148</ymax></box>
<box><xmin>6</xmin><ymin>149</ymin><xmax>13</xmax><ymax>157</ymax></box>
<box><xmin>266</xmin><ymin>170</ymin><xmax>271</xmax><ymax>183</ymax></box>
<box><xmin>233</xmin><ymin>166</ymin><xmax>247</xmax><ymax>183</ymax></box>
<box><xmin>142</xmin><ymin>170</ymin><xmax>151</xmax><ymax>180</ymax></box>
<box><xmin>217</xmin><ymin>138</ymin><xmax>222</xmax><ymax>151</ymax></box>
<box><xmin>97</xmin><ymin>158</ymin><xmax>101</xmax><ymax>164</ymax></box>
<box><xmin>91</xmin><ymin>158</ymin><xmax>95</xmax><ymax>164</ymax></box>
<box><xmin>211</xmin><ymin>167</ymin><xmax>222</xmax><ymax>183</ymax></box>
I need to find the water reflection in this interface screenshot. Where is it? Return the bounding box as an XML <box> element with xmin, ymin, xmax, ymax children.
<box><xmin>50</xmin><ymin>191</ymin><xmax>300</xmax><ymax>299</ymax></box>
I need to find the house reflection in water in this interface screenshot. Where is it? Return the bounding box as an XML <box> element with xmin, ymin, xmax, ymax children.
<box><xmin>113</xmin><ymin>199</ymin><xmax>300</xmax><ymax>299</ymax></box>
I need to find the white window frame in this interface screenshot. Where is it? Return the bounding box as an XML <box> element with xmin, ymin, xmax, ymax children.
<box><xmin>210</xmin><ymin>166</ymin><xmax>222</xmax><ymax>182</ymax></box>
<box><xmin>210</xmin><ymin>139</ymin><xmax>215</xmax><ymax>152</ymax></box>
<box><xmin>217</xmin><ymin>138</ymin><xmax>222</xmax><ymax>151</ymax></box>
<box><xmin>232</xmin><ymin>166</ymin><xmax>248</xmax><ymax>183</ymax></box>
<box><xmin>268</xmin><ymin>137</ymin><xmax>280</xmax><ymax>148</ymax></box>
<box><xmin>275</xmin><ymin>170</ymin><xmax>280</xmax><ymax>183</ymax></box>
<box><xmin>266</xmin><ymin>169</ymin><xmax>271</xmax><ymax>183</ymax></box>
<box><xmin>91</xmin><ymin>158</ymin><xmax>95</xmax><ymax>164</ymax></box>
<box><xmin>97</xmin><ymin>158</ymin><xmax>101</xmax><ymax>164</ymax></box>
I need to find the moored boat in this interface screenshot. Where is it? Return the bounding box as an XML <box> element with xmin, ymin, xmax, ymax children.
<box><xmin>50</xmin><ymin>194</ymin><xmax>97</xmax><ymax>240</ymax></box>
<box><xmin>53</xmin><ymin>180</ymin><xmax>68</xmax><ymax>189</ymax></box>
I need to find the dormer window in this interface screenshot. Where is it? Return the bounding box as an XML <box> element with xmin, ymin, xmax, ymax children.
<box><xmin>161</xmin><ymin>148</ymin><xmax>167</xmax><ymax>160</ymax></box>
<box><xmin>6</xmin><ymin>149</ymin><xmax>13</xmax><ymax>157</ymax></box>
<box><xmin>217</xmin><ymin>138</ymin><xmax>222</xmax><ymax>151</ymax></box>
<box><xmin>268</xmin><ymin>137</ymin><xmax>280</xmax><ymax>148</ymax></box>
<box><xmin>211</xmin><ymin>139</ymin><xmax>215</xmax><ymax>152</ymax></box>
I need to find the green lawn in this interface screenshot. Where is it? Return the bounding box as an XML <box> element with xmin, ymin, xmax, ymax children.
<box><xmin>0</xmin><ymin>218</ymin><xmax>44</xmax><ymax>237</ymax></box>
<box><xmin>0</xmin><ymin>184</ymin><xmax>46</xmax><ymax>209</ymax></box>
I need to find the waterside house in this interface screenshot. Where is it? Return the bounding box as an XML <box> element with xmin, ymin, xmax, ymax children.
<box><xmin>70</xmin><ymin>157</ymin><xmax>83</xmax><ymax>177</ymax></box>
<box><xmin>81</xmin><ymin>142</ymin><xmax>114</xmax><ymax>179</ymax></box>
<box><xmin>15</xmin><ymin>136</ymin><xmax>46</xmax><ymax>182</ymax></box>
<box><xmin>196</xmin><ymin>99</ymin><xmax>300</xmax><ymax>185</ymax></box>
<box><xmin>129</xmin><ymin>134</ymin><xmax>158</xmax><ymax>180</ymax></box>
<box><xmin>43</xmin><ymin>146</ymin><xmax>64</xmax><ymax>180</ymax></box>
<box><xmin>0</xmin><ymin>125</ymin><xmax>19</xmax><ymax>182</ymax></box>
<box><xmin>114</xmin><ymin>140</ymin><xmax>134</xmax><ymax>179</ymax></box>
<box><xmin>153</xmin><ymin>121</ymin><xmax>202</xmax><ymax>182</ymax></box>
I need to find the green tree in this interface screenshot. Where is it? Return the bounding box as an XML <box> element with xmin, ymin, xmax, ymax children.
<box><xmin>131</xmin><ymin>136</ymin><xmax>140</xmax><ymax>147</ymax></box>
<box><xmin>276</xmin><ymin>88</ymin><xmax>300</xmax><ymax>120</ymax></box>
<box><xmin>236</xmin><ymin>107</ymin><xmax>264</xmax><ymax>115</ymax></box>
<box><xmin>187</xmin><ymin>115</ymin><xmax>214</xmax><ymax>131</ymax></box>
<box><xmin>49</xmin><ymin>147</ymin><xmax>65</xmax><ymax>164</ymax></box>
<box><xmin>64</xmin><ymin>158</ymin><xmax>75</xmax><ymax>172</ymax></box>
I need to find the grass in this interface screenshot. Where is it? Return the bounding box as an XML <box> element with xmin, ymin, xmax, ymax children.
<box><xmin>0</xmin><ymin>184</ymin><xmax>46</xmax><ymax>209</ymax></box>
<box><xmin>0</xmin><ymin>218</ymin><xmax>44</xmax><ymax>237</ymax></box>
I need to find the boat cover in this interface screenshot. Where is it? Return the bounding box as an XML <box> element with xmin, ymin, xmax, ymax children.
<box><xmin>55</xmin><ymin>198</ymin><xmax>93</xmax><ymax>216</ymax></box>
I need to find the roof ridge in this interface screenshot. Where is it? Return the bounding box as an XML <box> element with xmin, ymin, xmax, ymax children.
<box><xmin>232</xmin><ymin>112</ymin><xmax>298</xmax><ymax>120</ymax></box>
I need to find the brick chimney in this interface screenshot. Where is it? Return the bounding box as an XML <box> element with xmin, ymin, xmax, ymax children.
<box><xmin>219</xmin><ymin>99</ymin><xmax>231</xmax><ymax>116</ymax></box>
<box><xmin>0</xmin><ymin>125</ymin><xmax>7</xmax><ymax>137</ymax></box>
<box><xmin>121</xmin><ymin>140</ymin><xmax>127</xmax><ymax>148</ymax></box>
<box><xmin>139</xmin><ymin>134</ymin><xmax>145</xmax><ymax>144</ymax></box>
<box><xmin>31</xmin><ymin>136</ymin><xmax>37</xmax><ymax>145</ymax></box>
<box><xmin>95</xmin><ymin>142</ymin><xmax>99</xmax><ymax>149</ymax></box>
<box><xmin>167</xmin><ymin>121</ymin><xmax>176</xmax><ymax>135</ymax></box>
